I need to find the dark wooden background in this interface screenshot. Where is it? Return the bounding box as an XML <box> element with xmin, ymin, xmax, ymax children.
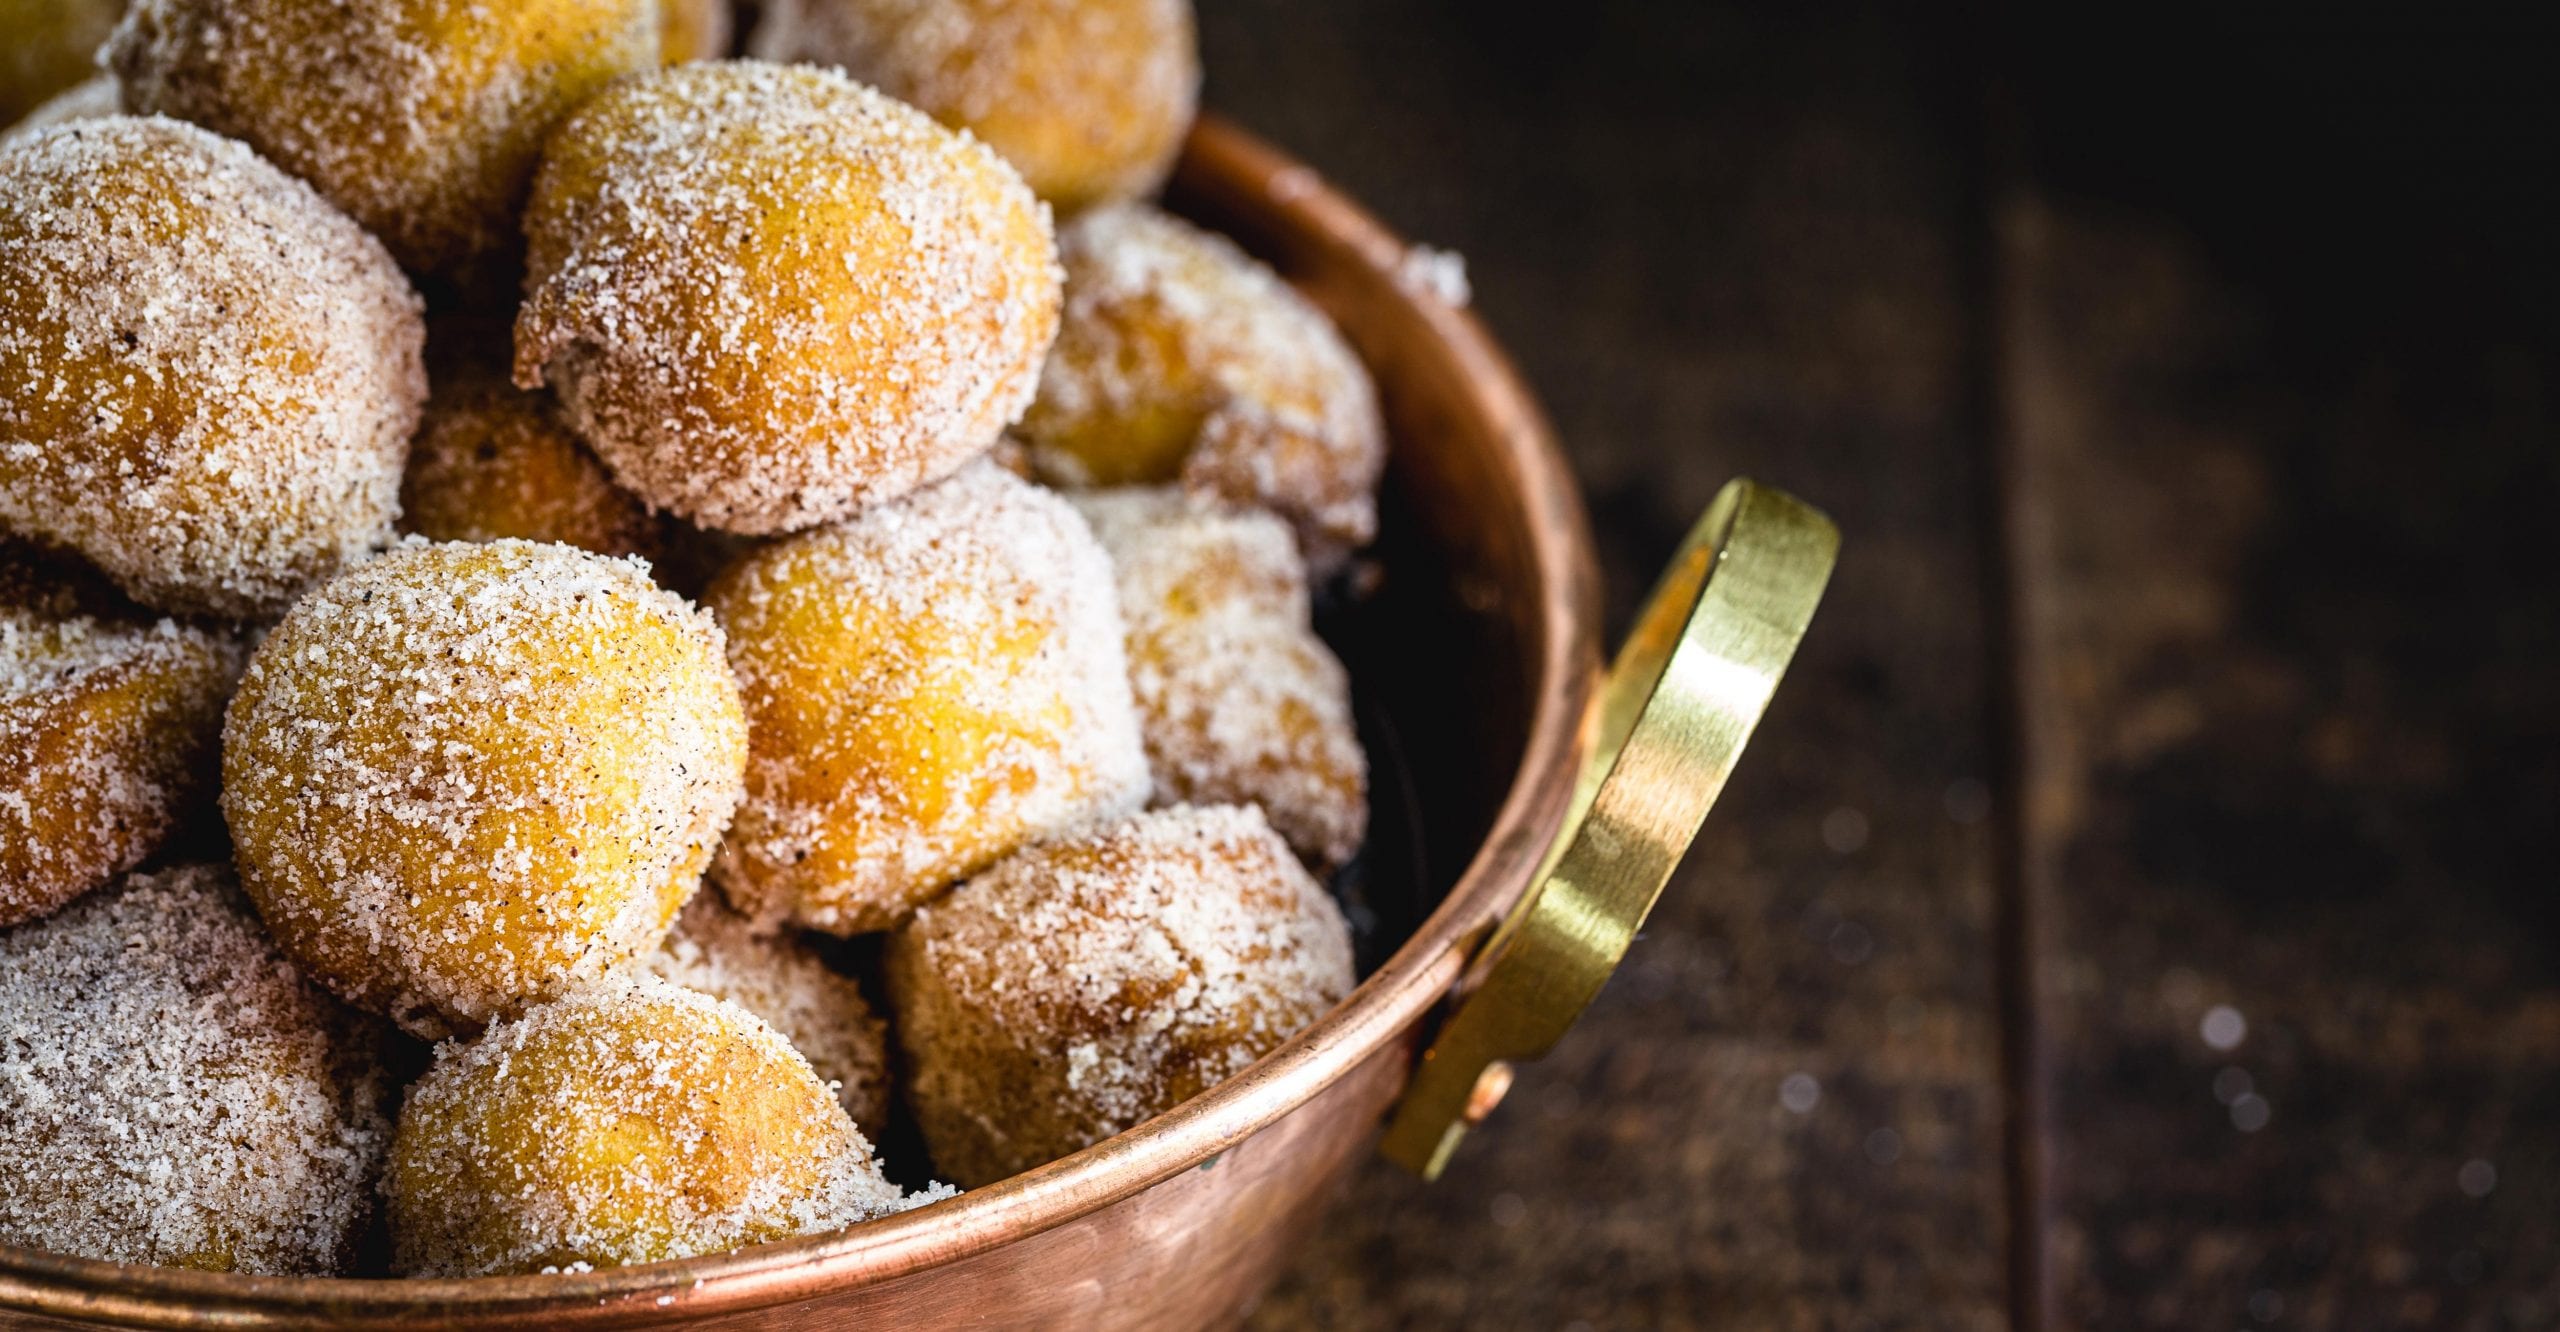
<box><xmin>1205</xmin><ymin>3</ymin><xmax>2560</xmax><ymax>1328</ymax></box>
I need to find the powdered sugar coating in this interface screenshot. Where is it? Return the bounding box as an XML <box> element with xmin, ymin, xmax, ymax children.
<box><xmin>641</xmin><ymin>895</ymin><xmax>892</xmax><ymax>1129</ymax></box>
<box><xmin>109</xmin><ymin>0</ymin><xmax>662</xmax><ymax>276</ymax></box>
<box><xmin>2</xmin><ymin>76</ymin><xmax>123</xmax><ymax>146</ymax></box>
<box><xmin>221</xmin><ymin>539</ymin><xmax>749</xmax><ymax>1038</ymax></box>
<box><xmin>1020</xmin><ymin>202</ymin><xmax>1384</xmax><ymax>573</ymax></box>
<box><xmin>708</xmin><ymin>462</ymin><xmax>1148</xmax><ymax>934</ymax></box>
<box><xmin>1073</xmin><ymin>488</ymin><xmax>1366</xmax><ymax>870</ymax></box>
<box><xmin>750</xmin><ymin>0</ymin><xmax>1199</xmax><ymax>212</ymax></box>
<box><xmin>2</xmin><ymin>573</ymin><xmax>244</xmax><ymax>924</ymax></box>
<box><xmin>386</xmin><ymin>974</ymin><xmax>916</xmax><ymax>1277</ymax></box>
<box><xmin>0</xmin><ymin>116</ymin><xmax>423</xmax><ymax>618</ymax></box>
<box><xmin>888</xmin><ymin>803</ymin><xmax>1355</xmax><ymax>1186</ymax></box>
<box><xmin>515</xmin><ymin>61</ymin><xmax>1061</xmax><ymax>535</ymax></box>
<box><xmin>0</xmin><ymin>865</ymin><xmax>394</xmax><ymax>1275</ymax></box>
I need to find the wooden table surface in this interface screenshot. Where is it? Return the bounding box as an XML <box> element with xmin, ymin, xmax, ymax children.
<box><xmin>1208</xmin><ymin>4</ymin><xmax>2560</xmax><ymax>1328</ymax></box>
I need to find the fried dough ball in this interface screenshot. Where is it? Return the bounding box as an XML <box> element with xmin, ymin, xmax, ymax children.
<box><xmin>2</xmin><ymin>74</ymin><xmax>121</xmax><ymax>145</ymax></box>
<box><xmin>1019</xmin><ymin>203</ymin><xmax>1384</xmax><ymax>572</ymax></box>
<box><xmin>0</xmin><ymin>0</ymin><xmax>122</xmax><ymax>127</ymax></box>
<box><xmin>750</xmin><ymin>0</ymin><xmax>1199</xmax><ymax>213</ymax></box>
<box><xmin>515</xmin><ymin>61</ymin><xmax>1061</xmax><ymax>536</ymax></box>
<box><xmin>0</xmin><ymin>865</ymin><xmax>394</xmax><ymax>1275</ymax></box>
<box><xmin>1074</xmin><ymin>489</ymin><xmax>1366</xmax><ymax>870</ymax></box>
<box><xmin>661</xmin><ymin>0</ymin><xmax>733</xmax><ymax>63</ymax></box>
<box><xmin>401</xmin><ymin>359</ymin><xmax>665</xmax><ymax>562</ymax></box>
<box><xmin>889</xmin><ymin>804</ymin><xmax>1354</xmax><ymax>1186</ymax></box>
<box><xmin>385</xmin><ymin>975</ymin><xmax>914</xmax><ymax>1277</ymax></box>
<box><xmin>0</xmin><ymin>117</ymin><xmax>423</xmax><ymax>618</ymax></box>
<box><xmin>107</xmin><ymin>0</ymin><xmax>660</xmax><ymax>276</ymax></box>
<box><xmin>642</xmin><ymin>896</ymin><xmax>892</xmax><ymax>1129</ymax></box>
<box><xmin>2</xmin><ymin>557</ymin><xmax>242</xmax><ymax>926</ymax></box>
<box><xmin>708</xmin><ymin>463</ymin><xmax>1148</xmax><ymax>935</ymax></box>
<box><xmin>222</xmin><ymin>540</ymin><xmax>748</xmax><ymax>1038</ymax></box>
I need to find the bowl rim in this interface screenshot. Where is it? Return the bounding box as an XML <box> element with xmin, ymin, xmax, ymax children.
<box><xmin>0</xmin><ymin>115</ymin><xmax>1605</xmax><ymax>1329</ymax></box>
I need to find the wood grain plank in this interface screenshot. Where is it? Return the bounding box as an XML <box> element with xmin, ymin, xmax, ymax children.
<box><xmin>1204</xmin><ymin>5</ymin><xmax>2014</xmax><ymax>1326</ymax></box>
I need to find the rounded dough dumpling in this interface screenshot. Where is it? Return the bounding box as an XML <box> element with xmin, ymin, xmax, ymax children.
<box><xmin>1019</xmin><ymin>203</ymin><xmax>1384</xmax><ymax>572</ymax></box>
<box><xmin>0</xmin><ymin>865</ymin><xmax>393</xmax><ymax>1275</ymax></box>
<box><xmin>660</xmin><ymin>0</ymin><xmax>732</xmax><ymax>63</ymax></box>
<box><xmin>221</xmin><ymin>540</ymin><xmax>749</xmax><ymax>1038</ymax></box>
<box><xmin>891</xmin><ymin>804</ymin><xmax>1355</xmax><ymax>1186</ymax></box>
<box><xmin>708</xmin><ymin>463</ymin><xmax>1148</xmax><ymax>935</ymax></box>
<box><xmin>107</xmin><ymin>0</ymin><xmax>660</xmax><ymax>276</ymax></box>
<box><xmin>1074</xmin><ymin>489</ymin><xmax>1366</xmax><ymax>870</ymax></box>
<box><xmin>750</xmin><ymin>0</ymin><xmax>1198</xmax><ymax>213</ymax></box>
<box><xmin>402</xmin><ymin>355</ymin><xmax>665</xmax><ymax>562</ymax></box>
<box><xmin>643</xmin><ymin>896</ymin><xmax>892</xmax><ymax>1129</ymax></box>
<box><xmin>386</xmin><ymin>975</ymin><xmax>913</xmax><ymax>1277</ymax></box>
<box><xmin>3</xmin><ymin>548</ymin><xmax>242</xmax><ymax>925</ymax></box>
<box><xmin>514</xmin><ymin>61</ymin><xmax>1061</xmax><ymax>535</ymax></box>
<box><xmin>0</xmin><ymin>0</ymin><xmax>123</xmax><ymax>126</ymax></box>
<box><xmin>0</xmin><ymin>117</ymin><xmax>423</xmax><ymax>618</ymax></box>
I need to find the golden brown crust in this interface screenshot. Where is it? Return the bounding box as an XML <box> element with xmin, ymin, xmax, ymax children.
<box><xmin>221</xmin><ymin>540</ymin><xmax>748</xmax><ymax>1037</ymax></box>
<box><xmin>401</xmin><ymin>362</ymin><xmax>666</xmax><ymax>563</ymax></box>
<box><xmin>514</xmin><ymin>61</ymin><xmax>1060</xmax><ymax>535</ymax></box>
<box><xmin>889</xmin><ymin>804</ymin><xmax>1354</xmax><ymax>1186</ymax></box>
<box><xmin>0</xmin><ymin>116</ymin><xmax>424</xmax><ymax>618</ymax></box>
<box><xmin>108</xmin><ymin>0</ymin><xmax>661</xmax><ymax>276</ymax></box>
<box><xmin>385</xmin><ymin>977</ymin><xmax>909</xmax><ymax>1276</ymax></box>
<box><xmin>750</xmin><ymin>0</ymin><xmax>1199</xmax><ymax>213</ymax></box>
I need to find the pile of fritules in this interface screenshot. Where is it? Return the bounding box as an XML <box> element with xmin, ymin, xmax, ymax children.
<box><xmin>0</xmin><ymin>0</ymin><xmax>1393</xmax><ymax>1280</ymax></box>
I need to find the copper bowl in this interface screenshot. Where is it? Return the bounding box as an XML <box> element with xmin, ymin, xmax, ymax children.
<box><xmin>0</xmin><ymin>117</ymin><xmax>1832</xmax><ymax>1331</ymax></box>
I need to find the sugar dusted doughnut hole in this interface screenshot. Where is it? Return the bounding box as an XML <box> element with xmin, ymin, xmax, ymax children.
<box><xmin>386</xmin><ymin>976</ymin><xmax>914</xmax><ymax>1277</ymax></box>
<box><xmin>108</xmin><ymin>0</ymin><xmax>660</xmax><ymax>276</ymax></box>
<box><xmin>402</xmin><ymin>358</ymin><xmax>665</xmax><ymax>562</ymax></box>
<box><xmin>222</xmin><ymin>540</ymin><xmax>748</xmax><ymax>1038</ymax></box>
<box><xmin>889</xmin><ymin>804</ymin><xmax>1355</xmax><ymax>1186</ymax></box>
<box><xmin>660</xmin><ymin>0</ymin><xmax>733</xmax><ymax>63</ymax></box>
<box><xmin>643</xmin><ymin>896</ymin><xmax>893</xmax><ymax>1129</ymax></box>
<box><xmin>1020</xmin><ymin>203</ymin><xmax>1385</xmax><ymax>572</ymax></box>
<box><xmin>0</xmin><ymin>0</ymin><xmax>122</xmax><ymax>126</ymax></box>
<box><xmin>0</xmin><ymin>865</ymin><xmax>393</xmax><ymax>1275</ymax></box>
<box><xmin>2</xmin><ymin>552</ymin><xmax>242</xmax><ymax>925</ymax></box>
<box><xmin>750</xmin><ymin>0</ymin><xmax>1199</xmax><ymax>213</ymax></box>
<box><xmin>1074</xmin><ymin>489</ymin><xmax>1367</xmax><ymax>870</ymax></box>
<box><xmin>515</xmin><ymin>61</ymin><xmax>1061</xmax><ymax>535</ymax></box>
<box><xmin>708</xmin><ymin>463</ymin><xmax>1148</xmax><ymax>935</ymax></box>
<box><xmin>0</xmin><ymin>117</ymin><xmax>423</xmax><ymax>617</ymax></box>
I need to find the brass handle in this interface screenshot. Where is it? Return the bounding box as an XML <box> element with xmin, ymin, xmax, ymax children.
<box><xmin>1380</xmin><ymin>478</ymin><xmax>1840</xmax><ymax>1178</ymax></box>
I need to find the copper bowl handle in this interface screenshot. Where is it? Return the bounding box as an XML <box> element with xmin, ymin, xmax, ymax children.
<box><xmin>1380</xmin><ymin>478</ymin><xmax>1840</xmax><ymax>1178</ymax></box>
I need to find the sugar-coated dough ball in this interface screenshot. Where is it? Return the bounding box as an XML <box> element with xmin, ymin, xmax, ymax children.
<box><xmin>1019</xmin><ymin>203</ymin><xmax>1384</xmax><ymax>572</ymax></box>
<box><xmin>386</xmin><ymin>975</ymin><xmax>915</xmax><ymax>1277</ymax></box>
<box><xmin>661</xmin><ymin>0</ymin><xmax>732</xmax><ymax>63</ymax></box>
<box><xmin>515</xmin><ymin>61</ymin><xmax>1061</xmax><ymax>535</ymax></box>
<box><xmin>2</xmin><ymin>74</ymin><xmax>122</xmax><ymax>146</ymax></box>
<box><xmin>0</xmin><ymin>865</ymin><xmax>393</xmax><ymax>1275</ymax></box>
<box><xmin>708</xmin><ymin>463</ymin><xmax>1148</xmax><ymax>934</ymax></box>
<box><xmin>222</xmin><ymin>540</ymin><xmax>748</xmax><ymax>1038</ymax></box>
<box><xmin>1074</xmin><ymin>489</ymin><xmax>1366</xmax><ymax>870</ymax></box>
<box><xmin>2</xmin><ymin>552</ymin><xmax>242</xmax><ymax>925</ymax></box>
<box><xmin>751</xmin><ymin>0</ymin><xmax>1198</xmax><ymax>213</ymax></box>
<box><xmin>642</xmin><ymin>896</ymin><xmax>892</xmax><ymax>1130</ymax></box>
<box><xmin>0</xmin><ymin>0</ymin><xmax>123</xmax><ymax>126</ymax></box>
<box><xmin>889</xmin><ymin>804</ymin><xmax>1354</xmax><ymax>1186</ymax></box>
<box><xmin>402</xmin><ymin>358</ymin><xmax>664</xmax><ymax>563</ymax></box>
<box><xmin>0</xmin><ymin>117</ymin><xmax>423</xmax><ymax>618</ymax></box>
<box><xmin>108</xmin><ymin>0</ymin><xmax>660</xmax><ymax>276</ymax></box>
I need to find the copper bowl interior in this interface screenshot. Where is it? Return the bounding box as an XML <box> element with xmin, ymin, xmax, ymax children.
<box><xmin>0</xmin><ymin>117</ymin><xmax>1601</xmax><ymax>1329</ymax></box>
